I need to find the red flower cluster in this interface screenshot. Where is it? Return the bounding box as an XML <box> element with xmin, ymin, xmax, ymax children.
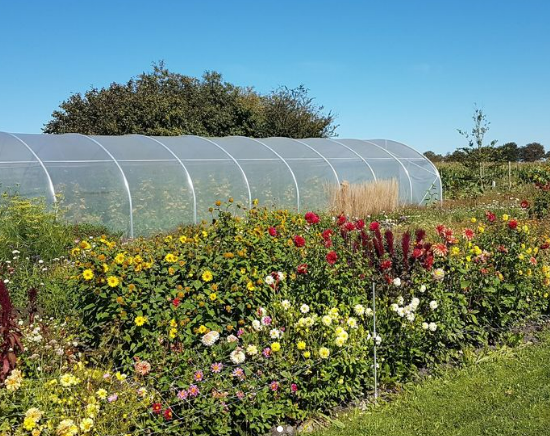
<box><xmin>268</xmin><ymin>227</ymin><xmax>277</xmax><ymax>237</ymax></box>
<box><xmin>369</xmin><ymin>221</ymin><xmax>380</xmax><ymax>231</ymax></box>
<box><xmin>293</xmin><ymin>235</ymin><xmax>306</xmax><ymax>247</ymax></box>
<box><xmin>342</xmin><ymin>221</ymin><xmax>356</xmax><ymax>232</ymax></box>
<box><xmin>322</xmin><ymin>228</ymin><xmax>333</xmax><ymax>248</ymax></box>
<box><xmin>462</xmin><ymin>228</ymin><xmax>475</xmax><ymax>241</ymax></box>
<box><xmin>380</xmin><ymin>259</ymin><xmax>392</xmax><ymax>270</ymax></box>
<box><xmin>172</xmin><ymin>298</ymin><xmax>181</xmax><ymax>307</ymax></box>
<box><xmin>521</xmin><ymin>200</ymin><xmax>530</xmax><ymax>209</ymax></box>
<box><xmin>326</xmin><ymin>251</ymin><xmax>338</xmax><ymax>265</ymax></box>
<box><xmin>485</xmin><ymin>211</ymin><xmax>496</xmax><ymax>222</ymax></box>
<box><xmin>297</xmin><ymin>263</ymin><xmax>308</xmax><ymax>274</ymax></box>
<box><xmin>304</xmin><ymin>212</ymin><xmax>320</xmax><ymax>225</ymax></box>
<box><xmin>508</xmin><ymin>219</ymin><xmax>518</xmax><ymax>230</ymax></box>
<box><xmin>152</xmin><ymin>403</ymin><xmax>162</xmax><ymax>414</ymax></box>
<box><xmin>163</xmin><ymin>407</ymin><xmax>173</xmax><ymax>420</ymax></box>
<box><xmin>436</xmin><ymin>224</ymin><xmax>456</xmax><ymax>243</ymax></box>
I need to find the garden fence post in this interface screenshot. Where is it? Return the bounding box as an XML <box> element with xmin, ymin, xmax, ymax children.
<box><xmin>372</xmin><ymin>281</ymin><xmax>378</xmax><ymax>402</ymax></box>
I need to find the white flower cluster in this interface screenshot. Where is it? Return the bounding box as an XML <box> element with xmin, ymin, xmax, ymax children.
<box><xmin>354</xmin><ymin>304</ymin><xmax>373</xmax><ymax>317</ymax></box>
<box><xmin>422</xmin><ymin>322</ymin><xmax>438</xmax><ymax>332</ymax></box>
<box><xmin>391</xmin><ymin>296</ymin><xmax>420</xmax><ymax>322</ymax></box>
<box><xmin>26</xmin><ymin>325</ymin><xmax>43</xmax><ymax>343</ymax></box>
<box><xmin>264</xmin><ymin>272</ymin><xmax>285</xmax><ymax>285</ymax></box>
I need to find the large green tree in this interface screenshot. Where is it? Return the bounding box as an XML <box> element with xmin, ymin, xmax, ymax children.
<box><xmin>44</xmin><ymin>64</ymin><xmax>337</xmax><ymax>138</ymax></box>
<box><xmin>519</xmin><ymin>142</ymin><xmax>546</xmax><ymax>162</ymax></box>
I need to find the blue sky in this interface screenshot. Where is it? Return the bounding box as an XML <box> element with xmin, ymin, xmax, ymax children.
<box><xmin>1</xmin><ymin>0</ymin><xmax>549</xmax><ymax>154</ymax></box>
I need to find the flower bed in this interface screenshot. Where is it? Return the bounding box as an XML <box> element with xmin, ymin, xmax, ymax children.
<box><xmin>2</xmin><ymin>203</ymin><xmax>550</xmax><ymax>435</ymax></box>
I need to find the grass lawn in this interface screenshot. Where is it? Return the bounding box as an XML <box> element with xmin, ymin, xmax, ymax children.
<box><xmin>315</xmin><ymin>331</ymin><xmax>550</xmax><ymax>436</ymax></box>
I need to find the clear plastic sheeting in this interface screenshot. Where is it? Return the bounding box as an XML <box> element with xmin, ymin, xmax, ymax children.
<box><xmin>0</xmin><ymin>133</ymin><xmax>441</xmax><ymax>237</ymax></box>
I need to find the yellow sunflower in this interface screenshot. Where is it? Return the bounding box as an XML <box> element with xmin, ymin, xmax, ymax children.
<box><xmin>202</xmin><ymin>270</ymin><xmax>213</xmax><ymax>282</ymax></box>
<box><xmin>107</xmin><ymin>276</ymin><xmax>120</xmax><ymax>288</ymax></box>
<box><xmin>134</xmin><ymin>316</ymin><xmax>147</xmax><ymax>326</ymax></box>
<box><xmin>82</xmin><ymin>269</ymin><xmax>94</xmax><ymax>281</ymax></box>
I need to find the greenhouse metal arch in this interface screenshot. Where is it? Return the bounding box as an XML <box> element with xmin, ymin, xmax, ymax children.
<box><xmin>0</xmin><ymin>132</ymin><xmax>441</xmax><ymax>237</ymax></box>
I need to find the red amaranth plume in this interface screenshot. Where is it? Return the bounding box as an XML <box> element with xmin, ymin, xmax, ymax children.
<box><xmin>415</xmin><ymin>229</ymin><xmax>426</xmax><ymax>244</ymax></box>
<box><xmin>373</xmin><ymin>236</ymin><xmax>384</xmax><ymax>258</ymax></box>
<box><xmin>0</xmin><ymin>281</ymin><xmax>13</xmax><ymax>328</ymax></box>
<box><xmin>0</xmin><ymin>281</ymin><xmax>24</xmax><ymax>382</ymax></box>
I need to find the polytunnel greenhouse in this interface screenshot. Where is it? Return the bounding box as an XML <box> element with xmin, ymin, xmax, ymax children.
<box><xmin>0</xmin><ymin>133</ymin><xmax>441</xmax><ymax>237</ymax></box>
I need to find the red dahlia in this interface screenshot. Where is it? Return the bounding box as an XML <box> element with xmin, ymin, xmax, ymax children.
<box><xmin>305</xmin><ymin>212</ymin><xmax>320</xmax><ymax>225</ymax></box>
<box><xmin>485</xmin><ymin>211</ymin><xmax>496</xmax><ymax>222</ymax></box>
<box><xmin>508</xmin><ymin>219</ymin><xmax>518</xmax><ymax>230</ymax></box>
<box><xmin>355</xmin><ymin>219</ymin><xmax>365</xmax><ymax>229</ymax></box>
<box><xmin>326</xmin><ymin>251</ymin><xmax>338</xmax><ymax>265</ymax></box>
<box><xmin>380</xmin><ymin>259</ymin><xmax>392</xmax><ymax>270</ymax></box>
<box><xmin>337</xmin><ymin>215</ymin><xmax>347</xmax><ymax>225</ymax></box>
<box><xmin>343</xmin><ymin>222</ymin><xmax>356</xmax><ymax>232</ymax></box>
<box><xmin>322</xmin><ymin>229</ymin><xmax>334</xmax><ymax>240</ymax></box>
<box><xmin>268</xmin><ymin>227</ymin><xmax>277</xmax><ymax>237</ymax></box>
<box><xmin>369</xmin><ymin>221</ymin><xmax>380</xmax><ymax>231</ymax></box>
<box><xmin>520</xmin><ymin>200</ymin><xmax>529</xmax><ymax>209</ymax></box>
<box><xmin>293</xmin><ymin>235</ymin><xmax>306</xmax><ymax>247</ymax></box>
<box><xmin>297</xmin><ymin>263</ymin><xmax>308</xmax><ymax>274</ymax></box>
<box><xmin>432</xmin><ymin>243</ymin><xmax>448</xmax><ymax>257</ymax></box>
<box><xmin>412</xmin><ymin>248</ymin><xmax>423</xmax><ymax>259</ymax></box>
<box><xmin>462</xmin><ymin>228</ymin><xmax>475</xmax><ymax>241</ymax></box>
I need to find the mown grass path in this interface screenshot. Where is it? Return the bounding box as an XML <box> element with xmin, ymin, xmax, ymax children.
<box><xmin>316</xmin><ymin>332</ymin><xmax>550</xmax><ymax>436</ymax></box>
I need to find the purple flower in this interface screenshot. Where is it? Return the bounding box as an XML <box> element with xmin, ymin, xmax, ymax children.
<box><xmin>261</xmin><ymin>316</ymin><xmax>272</xmax><ymax>326</ymax></box>
<box><xmin>188</xmin><ymin>384</ymin><xmax>200</xmax><ymax>397</ymax></box>
<box><xmin>237</xmin><ymin>328</ymin><xmax>245</xmax><ymax>337</ymax></box>
<box><xmin>262</xmin><ymin>347</ymin><xmax>271</xmax><ymax>358</ymax></box>
<box><xmin>232</xmin><ymin>367</ymin><xmax>245</xmax><ymax>381</ymax></box>
<box><xmin>269</xmin><ymin>381</ymin><xmax>279</xmax><ymax>391</ymax></box>
<box><xmin>108</xmin><ymin>393</ymin><xmax>118</xmax><ymax>402</ymax></box>
<box><xmin>236</xmin><ymin>390</ymin><xmax>245</xmax><ymax>400</ymax></box>
<box><xmin>211</xmin><ymin>362</ymin><xmax>223</xmax><ymax>373</ymax></box>
<box><xmin>194</xmin><ymin>370</ymin><xmax>204</xmax><ymax>382</ymax></box>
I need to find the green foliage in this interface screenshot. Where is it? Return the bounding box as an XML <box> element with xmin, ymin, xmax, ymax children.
<box><xmin>0</xmin><ymin>193</ymin><xmax>71</xmax><ymax>262</ymax></box>
<box><xmin>44</xmin><ymin>63</ymin><xmax>337</xmax><ymax>139</ymax></box>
